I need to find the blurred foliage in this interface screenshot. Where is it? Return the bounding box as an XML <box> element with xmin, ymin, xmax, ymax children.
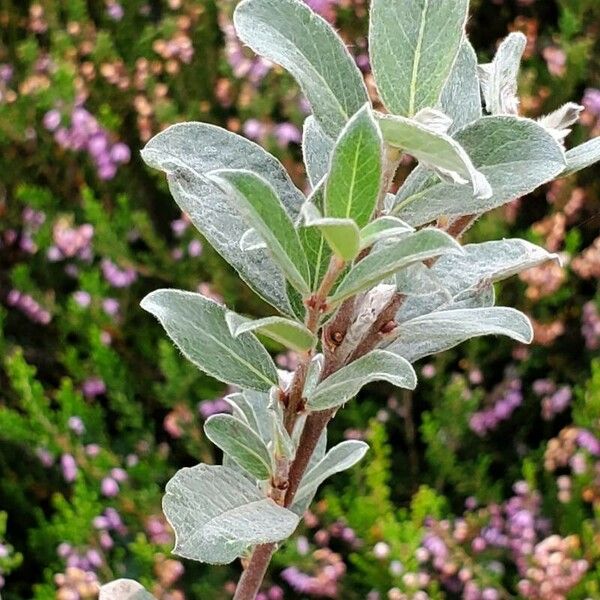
<box><xmin>0</xmin><ymin>0</ymin><xmax>599</xmax><ymax>598</ymax></box>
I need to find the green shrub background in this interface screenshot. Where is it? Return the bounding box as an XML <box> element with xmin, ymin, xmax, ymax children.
<box><xmin>0</xmin><ymin>1</ymin><xmax>599</xmax><ymax>598</ymax></box>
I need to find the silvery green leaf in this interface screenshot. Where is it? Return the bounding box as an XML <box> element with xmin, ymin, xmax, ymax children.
<box><xmin>413</xmin><ymin>108</ymin><xmax>453</xmax><ymax>135</ymax></box>
<box><xmin>141</xmin><ymin>290</ymin><xmax>278</xmax><ymax>392</ymax></box>
<box><xmin>207</xmin><ymin>169</ymin><xmax>311</xmax><ymax>295</ymax></box>
<box><xmin>234</xmin><ymin>0</ymin><xmax>369</xmax><ymax>138</ymax></box>
<box><xmin>431</xmin><ymin>239</ymin><xmax>559</xmax><ymax>300</ymax></box>
<box><xmin>325</xmin><ymin>104</ymin><xmax>383</xmax><ymax>228</ymax></box>
<box><xmin>141</xmin><ymin>123</ymin><xmax>303</xmax><ymax>316</ymax></box>
<box><xmin>360</xmin><ymin>216</ymin><xmax>414</xmax><ymax>250</ymax></box>
<box><xmin>289</xmin><ymin>428</ymin><xmax>327</xmax><ymax>515</ymax></box>
<box><xmin>293</xmin><ymin>440</ymin><xmax>369</xmax><ymax>510</ymax></box>
<box><xmin>226</xmin><ymin>312</ymin><xmax>317</xmax><ymax>353</ymax></box>
<box><xmin>299</xmin><ymin>183</ymin><xmax>332</xmax><ymax>292</ymax></box>
<box><xmin>479</xmin><ymin>32</ymin><xmax>526</xmax><ymax>115</ymax></box>
<box><xmin>100</xmin><ymin>580</ymin><xmax>156</xmax><ymax>600</ymax></box>
<box><xmin>538</xmin><ymin>103</ymin><xmax>584</xmax><ymax>144</ymax></box>
<box><xmin>205</xmin><ymin>414</ymin><xmax>273</xmax><ymax>480</ymax></box>
<box><xmin>440</xmin><ymin>39</ymin><xmax>482</xmax><ymax>134</ymax></box>
<box><xmin>387</xmin><ymin>307</ymin><xmax>533</xmax><ymax>362</ymax></box>
<box><xmin>369</xmin><ymin>0</ymin><xmax>469</xmax><ymax>117</ymax></box>
<box><xmin>269</xmin><ymin>402</ymin><xmax>296</xmax><ymax>460</ymax></box>
<box><xmin>377</xmin><ymin>113</ymin><xmax>491</xmax><ymax>199</ymax></box>
<box><xmin>562</xmin><ymin>137</ymin><xmax>600</xmax><ymax>177</ymax></box>
<box><xmin>163</xmin><ymin>465</ymin><xmax>299</xmax><ymax>564</ymax></box>
<box><xmin>224</xmin><ymin>393</ymin><xmax>259</xmax><ymax>431</ymax></box>
<box><xmin>240</xmin><ymin>228</ymin><xmax>267</xmax><ymax>251</ymax></box>
<box><xmin>304</xmin><ymin>354</ymin><xmax>324</xmax><ymax>398</ymax></box>
<box><xmin>302</xmin><ymin>202</ymin><xmax>361</xmax><ymax>261</ymax></box>
<box><xmin>243</xmin><ymin>390</ymin><xmax>273</xmax><ymax>444</ymax></box>
<box><xmin>329</xmin><ymin>229</ymin><xmax>463</xmax><ymax>305</ymax></box>
<box><xmin>308</xmin><ymin>349</ymin><xmax>417</xmax><ymax>410</ymax></box>
<box><xmin>303</xmin><ymin>116</ymin><xmax>333</xmax><ymax>188</ymax></box>
<box><xmin>392</xmin><ymin>116</ymin><xmax>566</xmax><ymax>226</ymax></box>
<box><xmin>396</xmin><ymin>263</ymin><xmax>447</xmax><ymax>297</ymax></box>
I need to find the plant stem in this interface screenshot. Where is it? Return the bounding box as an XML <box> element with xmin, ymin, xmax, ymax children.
<box><xmin>232</xmin><ymin>544</ymin><xmax>277</xmax><ymax>600</ymax></box>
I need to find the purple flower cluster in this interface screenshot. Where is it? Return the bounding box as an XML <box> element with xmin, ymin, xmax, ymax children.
<box><xmin>57</xmin><ymin>543</ymin><xmax>103</xmax><ymax>572</ymax></box>
<box><xmin>44</xmin><ymin>106</ymin><xmax>130</xmax><ymax>180</ymax></box>
<box><xmin>100</xmin><ymin>258</ymin><xmax>137</xmax><ymax>288</ymax></box>
<box><xmin>532</xmin><ymin>379</ymin><xmax>572</xmax><ymax>420</ymax></box>
<box><xmin>146</xmin><ymin>515</ymin><xmax>172</xmax><ymax>545</ymax></box>
<box><xmin>221</xmin><ymin>20</ymin><xmax>271</xmax><ymax>84</ymax></box>
<box><xmin>281</xmin><ymin>548</ymin><xmax>345</xmax><ymax>598</ymax></box>
<box><xmin>242</xmin><ymin>118</ymin><xmax>302</xmax><ymax>148</ymax></box>
<box><xmin>54</xmin><ymin>566</ymin><xmax>99</xmax><ymax>600</ymax></box>
<box><xmin>256</xmin><ymin>586</ymin><xmax>284</xmax><ymax>600</ymax></box>
<box><xmin>48</xmin><ymin>221</ymin><xmax>94</xmax><ymax>261</ymax></box>
<box><xmin>6</xmin><ymin>289</ymin><xmax>51</xmax><ymax>324</ymax></box>
<box><xmin>582</xmin><ymin>88</ymin><xmax>600</xmax><ymax>117</ymax></box>
<box><xmin>582</xmin><ymin>301</ymin><xmax>600</xmax><ymax>350</ymax></box>
<box><xmin>469</xmin><ymin>377</ymin><xmax>522</xmax><ymax>436</ymax></box>
<box><xmin>100</xmin><ymin>467</ymin><xmax>128</xmax><ymax>498</ymax></box>
<box><xmin>92</xmin><ymin>507</ymin><xmax>127</xmax><ymax>551</ymax></box>
<box><xmin>197</xmin><ymin>397</ymin><xmax>231</xmax><ymax>419</ymax></box>
<box><xmin>60</xmin><ymin>454</ymin><xmax>78</xmax><ymax>482</ymax></box>
<box><xmin>82</xmin><ymin>377</ymin><xmax>106</xmax><ymax>398</ymax></box>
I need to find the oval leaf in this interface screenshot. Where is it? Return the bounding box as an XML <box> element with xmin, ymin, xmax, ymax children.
<box><xmin>360</xmin><ymin>216</ymin><xmax>414</xmax><ymax>249</ymax></box>
<box><xmin>325</xmin><ymin>104</ymin><xmax>383</xmax><ymax>228</ymax></box>
<box><xmin>386</xmin><ymin>307</ymin><xmax>533</xmax><ymax>363</ymax></box>
<box><xmin>141</xmin><ymin>289</ymin><xmax>278</xmax><ymax>392</ymax></box>
<box><xmin>393</xmin><ymin>116</ymin><xmax>567</xmax><ymax>226</ymax></box>
<box><xmin>378</xmin><ymin>112</ymin><xmax>491</xmax><ymax>199</ymax></box>
<box><xmin>163</xmin><ymin>465</ymin><xmax>299</xmax><ymax>564</ymax></box>
<box><xmin>234</xmin><ymin>0</ymin><xmax>369</xmax><ymax>138</ymax></box>
<box><xmin>440</xmin><ymin>39</ymin><xmax>482</xmax><ymax>134</ymax></box>
<box><xmin>369</xmin><ymin>0</ymin><xmax>469</xmax><ymax>116</ymax></box>
<box><xmin>563</xmin><ymin>137</ymin><xmax>600</xmax><ymax>177</ymax></box>
<box><xmin>329</xmin><ymin>229</ymin><xmax>463</xmax><ymax>305</ymax></box>
<box><xmin>308</xmin><ymin>349</ymin><xmax>417</xmax><ymax>410</ymax></box>
<box><xmin>207</xmin><ymin>169</ymin><xmax>311</xmax><ymax>295</ymax></box>
<box><xmin>226</xmin><ymin>312</ymin><xmax>317</xmax><ymax>353</ymax></box>
<box><xmin>205</xmin><ymin>414</ymin><xmax>272</xmax><ymax>480</ymax></box>
<box><xmin>141</xmin><ymin>123</ymin><xmax>304</xmax><ymax>316</ymax></box>
<box><xmin>303</xmin><ymin>116</ymin><xmax>334</xmax><ymax>188</ymax></box>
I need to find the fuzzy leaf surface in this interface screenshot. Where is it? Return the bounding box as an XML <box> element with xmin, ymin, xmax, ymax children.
<box><xmin>163</xmin><ymin>465</ymin><xmax>299</xmax><ymax>564</ymax></box>
<box><xmin>303</xmin><ymin>116</ymin><xmax>334</xmax><ymax>188</ymax></box>
<box><xmin>330</xmin><ymin>229</ymin><xmax>463</xmax><ymax>305</ymax></box>
<box><xmin>393</xmin><ymin>116</ymin><xmax>566</xmax><ymax>226</ymax></box>
<box><xmin>439</xmin><ymin>40</ymin><xmax>482</xmax><ymax>133</ymax></box>
<box><xmin>378</xmin><ymin>113</ymin><xmax>491</xmax><ymax>199</ymax></box>
<box><xmin>234</xmin><ymin>0</ymin><xmax>369</xmax><ymax>137</ymax></box>
<box><xmin>100</xmin><ymin>580</ymin><xmax>156</xmax><ymax>600</ymax></box>
<box><xmin>308</xmin><ymin>350</ymin><xmax>417</xmax><ymax>410</ymax></box>
<box><xmin>141</xmin><ymin>123</ymin><xmax>304</xmax><ymax>315</ymax></box>
<box><xmin>387</xmin><ymin>307</ymin><xmax>533</xmax><ymax>362</ymax></box>
<box><xmin>325</xmin><ymin>104</ymin><xmax>383</xmax><ymax>228</ymax></box>
<box><xmin>563</xmin><ymin>137</ymin><xmax>600</xmax><ymax>177</ymax></box>
<box><xmin>369</xmin><ymin>0</ymin><xmax>469</xmax><ymax>116</ymax></box>
<box><xmin>141</xmin><ymin>290</ymin><xmax>278</xmax><ymax>392</ymax></box>
<box><xmin>207</xmin><ymin>169</ymin><xmax>310</xmax><ymax>295</ymax></box>
<box><xmin>204</xmin><ymin>414</ymin><xmax>272</xmax><ymax>480</ymax></box>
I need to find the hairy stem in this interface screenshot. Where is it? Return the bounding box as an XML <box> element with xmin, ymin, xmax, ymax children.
<box><xmin>232</xmin><ymin>544</ymin><xmax>277</xmax><ymax>600</ymax></box>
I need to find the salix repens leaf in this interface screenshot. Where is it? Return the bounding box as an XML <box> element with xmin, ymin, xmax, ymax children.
<box><xmin>325</xmin><ymin>104</ymin><xmax>383</xmax><ymax>228</ymax></box>
<box><xmin>562</xmin><ymin>136</ymin><xmax>600</xmax><ymax>177</ymax></box>
<box><xmin>226</xmin><ymin>312</ymin><xmax>317</xmax><ymax>353</ymax></box>
<box><xmin>392</xmin><ymin>116</ymin><xmax>566</xmax><ymax>226</ymax></box>
<box><xmin>439</xmin><ymin>40</ymin><xmax>482</xmax><ymax>133</ymax></box>
<box><xmin>204</xmin><ymin>414</ymin><xmax>273</xmax><ymax>480</ymax></box>
<box><xmin>329</xmin><ymin>229</ymin><xmax>463</xmax><ymax>305</ymax></box>
<box><xmin>141</xmin><ymin>123</ymin><xmax>304</xmax><ymax>316</ymax></box>
<box><xmin>479</xmin><ymin>32</ymin><xmax>526</xmax><ymax>116</ymax></box>
<box><xmin>302</xmin><ymin>116</ymin><xmax>334</xmax><ymax>189</ymax></box>
<box><xmin>163</xmin><ymin>465</ymin><xmax>299</xmax><ymax>564</ymax></box>
<box><xmin>386</xmin><ymin>307</ymin><xmax>533</xmax><ymax>363</ymax></box>
<box><xmin>308</xmin><ymin>350</ymin><xmax>417</xmax><ymax>410</ymax></box>
<box><xmin>234</xmin><ymin>0</ymin><xmax>369</xmax><ymax>138</ymax></box>
<box><xmin>100</xmin><ymin>580</ymin><xmax>157</xmax><ymax>600</ymax></box>
<box><xmin>360</xmin><ymin>216</ymin><xmax>414</xmax><ymax>250</ymax></box>
<box><xmin>140</xmin><ymin>290</ymin><xmax>278</xmax><ymax>392</ymax></box>
<box><xmin>207</xmin><ymin>169</ymin><xmax>311</xmax><ymax>295</ymax></box>
<box><xmin>377</xmin><ymin>112</ymin><xmax>491</xmax><ymax>199</ymax></box>
<box><xmin>369</xmin><ymin>0</ymin><xmax>469</xmax><ymax>116</ymax></box>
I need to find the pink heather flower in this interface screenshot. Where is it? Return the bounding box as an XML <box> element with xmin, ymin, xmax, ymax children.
<box><xmin>110</xmin><ymin>467</ymin><xmax>128</xmax><ymax>482</ymax></box>
<box><xmin>100</xmin><ymin>477</ymin><xmax>119</xmax><ymax>497</ymax></box>
<box><xmin>106</xmin><ymin>2</ymin><xmax>124</xmax><ymax>21</ymax></box>
<box><xmin>101</xmin><ymin>259</ymin><xmax>137</xmax><ymax>288</ymax></box>
<box><xmin>170</xmin><ymin>218</ymin><xmax>188</xmax><ymax>237</ymax></box>
<box><xmin>188</xmin><ymin>239</ymin><xmax>203</xmax><ymax>257</ymax></box>
<box><xmin>61</xmin><ymin>454</ymin><xmax>78</xmax><ymax>482</ymax></box>
<box><xmin>36</xmin><ymin>447</ymin><xmax>54</xmax><ymax>467</ymax></box>
<box><xmin>273</xmin><ymin>122</ymin><xmax>302</xmax><ymax>147</ymax></box>
<box><xmin>110</xmin><ymin>142</ymin><xmax>131</xmax><ymax>163</ymax></box>
<box><xmin>102</xmin><ymin>297</ymin><xmax>120</xmax><ymax>316</ymax></box>
<box><xmin>243</xmin><ymin>119</ymin><xmax>267</xmax><ymax>141</ymax></box>
<box><xmin>582</xmin><ymin>88</ymin><xmax>600</xmax><ymax>117</ymax></box>
<box><xmin>67</xmin><ymin>416</ymin><xmax>85</xmax><ymax>435</ymax></box>
<box><xmin>43</xmin><ymin>109</ymin><xmax>61</xmax><ymax>131</ymax></box>
<box><xmin>85</xmin><ymin>444</ymin><xmax>101</xmax><ymax>457</ymax></box>
<box><xmin>73</xmin><ymin>291</ymin><xmax>91</xmax><ymax>307</ymax></box>
<box><xmin>198</xmin><ymin>398</ymin><xmax>231</xmax><ymax>419</ymax></box>
<box><xmin>82</xmin><ymin>377</ymin><xmax>106</xmax><ymax>398</ymax></box>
